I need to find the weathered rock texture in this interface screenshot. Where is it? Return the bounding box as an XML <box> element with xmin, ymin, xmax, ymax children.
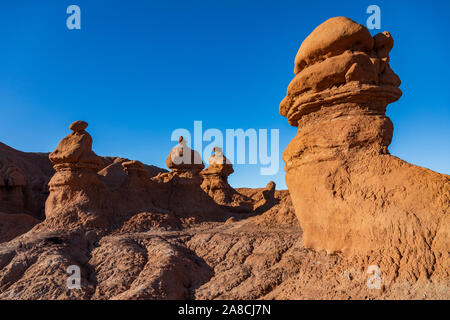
<box><xmin>1</xmin><ymin>188</ymin><xmax>448</xmax><ymax>300</ymax></box>
<box><xmin>280</xmin><ymin>17</ymin><xmax>449</xmax><ymax>282</ymax></box>
<box><xmin>0</xmin><ymin>142</ymin><xmax>53</xmax><ymax>219</ymax></box>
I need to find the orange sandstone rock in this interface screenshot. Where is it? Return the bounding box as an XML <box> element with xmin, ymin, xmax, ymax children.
<box><xmin>0</xmin><ymin>212</ymin><xmax>39</xmax><ymax>243</ymax></box>
<box><xmin>280</xmin><ymin>17</ymin><xmax>449</xmax><ymax>281</ymax></box>
<box><xmin>166</xmin><ymin>136</ymin><xmax>204</xmax><ymax>175</ymax></box>
<box><xmin>294</xmin><ymin>16</ymin><xmax>374</xmax><ymax>75</ymax></box>
<box><xmin>201</xmin><ymin>147</ymin><xmax>234</xmax><ymax>177</ymax></box>
<box><xmin>200</xmin><ymin>147</ymin><xmax>238</xmax><ymax>205</ymax></box>
<box><xmin>45</xmin><ymin>121</ymin><xmax>109</xmax><ymax>229</ymax></box>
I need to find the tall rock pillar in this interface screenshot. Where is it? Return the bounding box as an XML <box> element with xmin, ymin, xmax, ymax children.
<box><xmin>280</xmin><ymin>17</ymin><xmax>449</xmax><ymax>280</ymax></box>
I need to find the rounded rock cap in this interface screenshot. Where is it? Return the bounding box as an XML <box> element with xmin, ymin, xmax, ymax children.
<box><xmin>69</xmin><ymin>120</ymin><xmax>88</xmax><ymax>132</ymax></box>
<box><xmin>294</xmin><ymin>17</ymin><xmax>374</xmax><ymax>74</ymax></box>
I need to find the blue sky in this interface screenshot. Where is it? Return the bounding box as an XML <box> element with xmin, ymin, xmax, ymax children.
<box><xmin>1</xmin><ymin>0</ymin><xmax>449</xmax><ymax>189</ymax></box>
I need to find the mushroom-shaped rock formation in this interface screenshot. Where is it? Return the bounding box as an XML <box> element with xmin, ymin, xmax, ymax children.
<box><xmin>280</xmin><ymin>17</ymin><xmax>449</xmax><ymax>281</ymax></box>
<box><xmin>45</xmin><ymin>121</ymin><xmax>109</xmax><ymax>229</ymax></box>
<box><xmin>166</xmin><ymin>136</ymin><xmax>205</xmax><ymax>177</ymax></box>
<box><xmin>199</xmin><ymin>147</ymin><xmax>254</xmax><ymax>211</ymax></box>
<box><xmin>200</xmin><ymin>147</ymin><xmax>235</xmax><ymax>203</ymax></box>
<box><xmin>49</xmin><ymin>120</ymin><xmax>103</xmax><ymax>170</ymax></box>
<box><xmin>201</xmin><ymin>147</ymin><xmax>234</xmax><ymax>177</ymax></box>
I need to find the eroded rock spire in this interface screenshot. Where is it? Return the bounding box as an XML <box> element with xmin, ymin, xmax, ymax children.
<box><xmin>280</xmin><ymin>17</ymin><xmax>449</xmax><ymax>281</ymax></box>
<box><xmin>45</xmin><ymin>121</ymin><xmax>108</xmax><ymax>228</ymax></box>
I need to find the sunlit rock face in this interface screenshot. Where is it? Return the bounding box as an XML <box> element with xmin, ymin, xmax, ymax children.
<box><xmin>200</xmin><ymin>147</ymin><xmax>235</xmax><ymax>203</ymax></box>
<box><xmin>45</xmin><ymin>121</ymin><xmax>110</xmax><ymax>229</ymax></box>
<box><xmin>280</xmin><ymin>17</ymin><xmax>449</xmax><ymax>281</ymax></box>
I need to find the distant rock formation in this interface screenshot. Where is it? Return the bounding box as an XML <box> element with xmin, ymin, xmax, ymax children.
<box><xmin>200</xmin><ymin>147</ymin><xmax>235</xmax><ymax>203</ymax></box>
<box><xmin>280</xmin><ymin>17</ymin><xmax>449</xmax><ymax>281</ymax></box>
<box><xmin>156</xmin><ymin>140</ymin><xmax>260</xmax><ymax>216</ymax></box>
<box><xmin>0</xmin><ymin>137</ymin><xmax>169</xmax><ymax>239</ymax></box>
<box><xmin>49</xmin><ymin>120</ymin><xmax>104</xmax><ymax>170</ymax></box>
<box><xmin>166</xmin><ymin>136</ymin><xmax>205</xmax><ymax>177</ymax></box>
<box><xmin>99</xmin><ymin>157</ymin><xmax>164</xmax><ymax>191</ymax></box>
<box><xmin>0</xmin><ymin>212</ymin><xmax>39</xmax><ymax>243</ymax></box>
<box><xmin>0</xmin><ymin>164</ymin><xmax>28</xmax><ymax>213</ymax></box>
<box><xmin>0</xmin><ymin>142</ymin><xmax>53</xmax><ymax>219</ymax></box>
<box><xmin>122</xmin><ymin>160</ymin><xmax>150</xmax><ymax>180</ymax></box>
<box><xmin>40</xmin><ymin>122</ymin><xmax>270</xmax><ymax>231</ymax></box>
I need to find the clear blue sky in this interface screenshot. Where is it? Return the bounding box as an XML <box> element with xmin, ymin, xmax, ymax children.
<box><xmin>1</xmin><ymin>0</ymin><xmax>449</xmax><ymax>189</ymax></box>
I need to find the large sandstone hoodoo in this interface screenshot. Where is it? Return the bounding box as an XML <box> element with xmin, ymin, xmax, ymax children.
<box><xmin>46</xmin><ymin>121</ymin><xmax>109</xmax><ymax>228</ymax></box>
<box><xmin>280</xmin><ymin>17</ymin><xmax>449</xmax><ymax>280</ymax></box>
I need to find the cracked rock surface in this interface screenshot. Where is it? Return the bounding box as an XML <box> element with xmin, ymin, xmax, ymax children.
<box><xmin>1</xmin><ymin>190</ymin><xmax>448</xmax><ymax>300</ymax></box>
